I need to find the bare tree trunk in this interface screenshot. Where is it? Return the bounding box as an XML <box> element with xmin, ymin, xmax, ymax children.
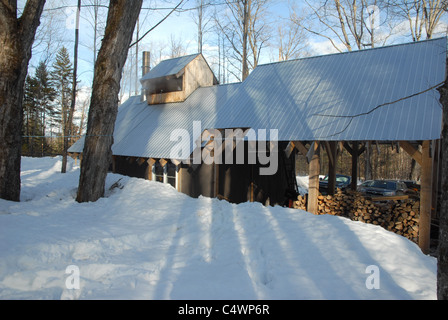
<box><xmin>0</xmin><ymin>0</ymin><xmax>46</xmax><ymax>201</ymax></box>
<box><xmin>76</xmin><ymin>0</ymin><xmax>142</xmax><ymax>203</ymax></box>
<box><xmin>241</xmin><ymin>0</ymin><xmax>250</xmax><ymax>81</ymax></box>
<box><xmin>62</xmin><ymin>0</ymin><xmax>81</xmax><ymax>174</ymax></box>
<box><xmin>197</xmin><ymin>0</ymin><xmax>203</xmax><ymax>54</ymax></box>
<box><xmin>437</xmin><ymin>58</ymin><xmax>448</xmax><ymax>300</ymax></box>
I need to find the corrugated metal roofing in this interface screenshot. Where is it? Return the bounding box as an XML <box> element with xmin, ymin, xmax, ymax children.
<box><xmin>140</xmin><ymin>54</ymin><xmax>199</xmax><ymax>81</ymax></box>
<box><xmin>69</xmin><ymin>83</ymin><xmax>241</xmax><ymax>158</ymax></box>
<box><xmin>210</xmin><ymin>37</ymin><xmax>446</xmax><ymax>141</ymax></box>
<box><xmin>111</xmin><ymin>83</ymin><xmax>239</xmax><ymax>159</ymax></box>
<box><xmin>69</xmin><ymin>37</ymin><xmax>446</xmax><ymax>158</ymax></box>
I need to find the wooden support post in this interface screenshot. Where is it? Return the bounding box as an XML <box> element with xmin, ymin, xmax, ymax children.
<box><xmin>326</xmin><ymin>141</ymin><xmax>337</xmax><ymax>195</ymax></box>
<box><xmin>420</xmin><ymin>140</ymin><xmax>433</xmax><ymax>254</ymax></box>
<box><xmin>147</xmin><ymin>158</ymin><xmax>156</xmax><ymax>181</ymax></box>
<box><xmin>213</xmin><ymin>163</ymin><xmax>219</xmax><ymax>198</ymax></box>
<box><xmin>400</xmin><ymin>140</ymin><xmax>433</xmax><ymax>254</ymax></box>
<box><xmin>177</xmin><ymin>166</ymin><xmax>182</xmax><ymax>192</ymax></box>
<box><xmin>351</xmin><ymin>142</ymin><xmax>359</xmax><ymax>191</ymax></box>
<box><xmin>399</xmin><ymin>141</ymin><xmax>422</xmax><ymax>165</ymax></box>
<box><xmin>293</xmin><ymin>141</ymin><xmax>309</xmax><ymax>160</ymax></box>
<box><xmin>307</xmin><ymin>142</ymin><xmax>320</xmax><ymax>214</ymax></box>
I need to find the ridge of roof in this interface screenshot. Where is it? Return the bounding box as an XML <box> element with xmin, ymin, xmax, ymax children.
<box><xmin>254</xmin><ymin>36</ymin><xmax>447</xmax><ymax>70</ymax></box>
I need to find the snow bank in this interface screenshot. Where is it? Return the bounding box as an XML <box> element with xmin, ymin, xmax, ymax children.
<box><xmin>0</xmin><ymin>157</ymin><xmax>437</xmax><ymax>300</ymax></box>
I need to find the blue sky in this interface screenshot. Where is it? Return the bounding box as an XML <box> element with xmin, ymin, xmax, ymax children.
<box><xmin>28</xmin><ymin>0</ymin><xmax>448</xmax><ymax>108</ymax></box>
<box><xmin>31</xmin><ymin>0</ymin><xmax>294</xmax><ymax>87</ymax></box>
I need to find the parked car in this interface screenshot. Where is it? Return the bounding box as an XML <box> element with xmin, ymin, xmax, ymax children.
<box><xmin>319</xmin><ymin>174</ymin><xmax>351</xmax><ymax>194</ymax></box>
<box><xmin>359</xmin><ymin>180</ymin><xmax>408</xmax><ymax>197</ymax></box>
<box><xmin>399</xmin><ymin>180</ymin><xmax>420</xmax><ymax>195</ymax></box>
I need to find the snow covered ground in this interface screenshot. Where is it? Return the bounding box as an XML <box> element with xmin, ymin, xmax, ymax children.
<box><xmin>0</xmin><ymin>157</ymin><xmax>437</xmax><ymax>300</ymax></box>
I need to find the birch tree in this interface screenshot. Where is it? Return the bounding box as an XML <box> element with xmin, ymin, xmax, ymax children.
<box><xmin>76</xmin><ymin>0</ymin><xmax>142</xmax><ymax>203</ymax></box>
<box><xmin>0</xmin><ymin>0</ymin><xmax>46</xmax><ymax>201</ymax></box>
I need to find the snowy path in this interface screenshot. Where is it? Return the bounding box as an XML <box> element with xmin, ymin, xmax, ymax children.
<box><xmin>0</xmin><ymin>157</ymin><xmax>437</xmax><ymax>299</ymax></box>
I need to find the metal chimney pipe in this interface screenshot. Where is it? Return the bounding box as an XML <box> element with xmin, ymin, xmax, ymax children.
<box><xmin>141</xmin><ymin>51</ymin><xmax>151</xmax><ymax>102</ymax></box>
<box><xmin>142</xmin><ymin>51</ymin><xmax>151</xmax><ymax>77</ymax></box>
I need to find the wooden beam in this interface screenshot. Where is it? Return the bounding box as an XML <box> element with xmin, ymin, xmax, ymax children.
<box><xmin>419</xmin><ymin>140</ymin><xmax>433</xmax><ymax>254</ymax></box>
<box><xmin>307</xmin><ymin>142</ymin><xmax>320</xmax><ymax>214</ymax></box>
<box><xmin>176</xmin><ymin>165</ymin><xmax>182</xmax><ymax>192</ymax></box>
<box><xmin>358</xmin><ymin>144</ymin><xmax>366</xmax><ymax>156</ymax></box>
<box><xmin>306</xmin><ymin>141</ymin><xmax>319</xmax><ymax>163</ymax></box>
<box><xmin>137</xmin><ymin>157</ymin><xmax>146</xmax><ymax>166</ymax></box>
<box><xmin>400</xmin><ymin>141</ymin><xmax>422</xmax><ymax>166</ymax></box>
<box><xmin>343</xmin><ymin>142</ymin><xmax>353</xmax><ymax>156</ymax></box>
<box><xmin>369</xmin><ymin>195</ymin><xmax>410</xmax><ymax>202</ymax></box>
<box><xmin>147</xmin><ymin>158</ymin><xmax>156</xmax><ymax>181</ymax></box>
<box><xmin>293</xmin><ymin>141</ymin><xmax>309</xmax><ymax>159</ymax></box>
<box><xmin>147</xmin><ymin>158</ymin><xmax>156</xmax><ymax>167</ymax></box>
<box><xmin>351</xmin><ymin>142</ymin><xmax>359</xmax><ymax>191</ymax></box>
<box><xmin>285</xmin><ymin>141</ymin><xmax>296</xmax><ymax>159</ymax></box>
<box><xmin>326</xmin><ymin>141</ymin><xmax>338</xmax><ymax>195</ymax></box>
<box><xmin>214</xmin><ymin>163</ymin><xmax>219</xmax><ymax>198</ymax></box>
<box><xmin>71</xmin><ymin>153</ymin><xmax>80</xmax><ymax>165</ymax></box>
<box><xmin>159</xmin><ymin>158</ymin><xmax>168</xmax><ymax>168</ymax></box>
<box><xmin>324</xmin><ymin>141</ymin><xmax>336</xmax><ymax>167</ymax></box>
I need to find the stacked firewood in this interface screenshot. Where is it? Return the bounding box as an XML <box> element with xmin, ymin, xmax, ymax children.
<box><xmin>293</xmin><ymin>190</ymin><xmax>420</xmax><ymax>243</ymax></box>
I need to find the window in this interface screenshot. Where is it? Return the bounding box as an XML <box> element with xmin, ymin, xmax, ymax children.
<box><xmin>166</xmin><ymin>162</ymin><xmax>177</xmax><ymax>188</ymax></box>
<box><xmin>152</xmin><ymin>160</ymin><xmax>178</xmax><ymax>189</ymax></box>
<box><xmin>153</xmin><ymin>160</ymin><xmax>164</xmax><ymax>183</ymax></box>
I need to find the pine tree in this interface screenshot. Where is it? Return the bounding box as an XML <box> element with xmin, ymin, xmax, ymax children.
<box><xmin>35</xmin><ymin>61</ymin><xmax>56</xmax><ymax>155</ymax></box>
<box><xmin>51</xmin><ymin>47</ymin><xmax>73</xmax><ymax>156</ymax></box>
<box><xmin>22</xmin><ymin>62</ymin><xmax>56</xmax><ymax>157</ymax></box>
<box><xmin>22</xmin><ymin>75</ymin><xmax>40</xmax><ymax>156</ymax></box>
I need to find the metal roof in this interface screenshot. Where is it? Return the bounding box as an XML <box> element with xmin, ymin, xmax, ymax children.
<box><xmin>140</xmin><ymin>54</ymin><xmax>199</xmax><ymax>82</ymax></box>
<box><xmin>69</xmin><ymin>37</ymin><xmax>446</xmax><ymax>158</ymax></box>
<box><xmin>211</xmin><ymin>37</ymin><xmax>446</xmax><ymax>141</ymax></box>
<box><xmin>69</xmin><ymin>83</ymin><xmax>241</xmax><ymax>158</ymax></box>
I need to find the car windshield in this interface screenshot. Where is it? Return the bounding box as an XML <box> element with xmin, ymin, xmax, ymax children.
<box><xmin>336</xmin><ymin>176</ymin><xmax>349</xmax><ymax>183</ymax></box>
<box><xmin>370</xmin><ymin>181</ymin><xmax>396</xmax><ymax>189</ymax></box>
<box><xmin>322</xmin><ymin>176</ymin><xmax>349</xmax><ymax>183</ymax></box>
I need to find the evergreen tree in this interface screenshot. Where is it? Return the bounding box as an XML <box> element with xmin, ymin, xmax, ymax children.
<box><xmin>22</xmin><ymin>75</ymin><xmax>40</xmax><ymax>156</ymax></box>
<box><xmin>51</xmin><ymin>47</ymin><xmax>73</xmax><ymax>155</ymax></box>
<box><xmin>22</xmin><ymin>62</ymin><xmax>56</xmax><ymax>156</ymax></box>
<box><xmin>35</xmin><ymin>61</ymin><xmax>56</xmax><ymax>155</ymax></box>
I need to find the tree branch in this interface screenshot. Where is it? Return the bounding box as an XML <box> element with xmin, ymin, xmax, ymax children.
<box><xmin>129</xmin><ymin>0</ymin><xmax>185</xmax><ymax>48</ymax></box>
<box><xmin>314</xmin><ymin>81</ymin><xmax>445</xmax><ymax>138</ymax></box>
